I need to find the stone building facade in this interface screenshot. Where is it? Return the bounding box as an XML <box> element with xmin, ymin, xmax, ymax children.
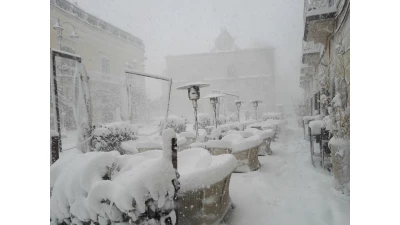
<box><xmin>50</xmin><ymin>0</ymin><xmax>147</xmax><ymax>128</ymax></box>
<box><xmin>300</xmin><ymin>0</ymin><xmax>350</xmax><ymax>118</ymax></box>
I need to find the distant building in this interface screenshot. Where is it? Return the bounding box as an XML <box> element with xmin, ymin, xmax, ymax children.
<box><xmin>165</xmin><ymin>28</ymin><xmax>276</xmax><ymax>118</ymax></box>
<box><xmin>50</xmin><ymin>0</ymin><xmax>147</xmax><ymax>127</ymax></box>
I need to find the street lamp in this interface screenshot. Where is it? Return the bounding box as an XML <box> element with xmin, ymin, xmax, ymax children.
<box><xmin>177</xmin><ymin>82</ymin><xmax>210</xmax><ymax>140</ymax></box>
<box><xmin>203</xmin><ymin>93</ymin><xmax>225</xmax><ymax>128</ymax></box>
<box><xmin>250</xmin><ymin>100</ymin><xmax>262</xmax><ymax>121</ymax></box>
<box><xmin>234</xmin><ymin>100</ymin><xmax>245</xmax><ymax>123</ymax></box>
<box><xmin>53</xmin><ymin>17</ymin><xmax>79</xmax><ymax>49</ymax></box>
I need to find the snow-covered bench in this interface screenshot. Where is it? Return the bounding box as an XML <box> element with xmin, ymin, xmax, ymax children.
<box><xmin>203</xmin><ymin>134</ymin><xmax>263</xmax><ymax>172</ymax></box>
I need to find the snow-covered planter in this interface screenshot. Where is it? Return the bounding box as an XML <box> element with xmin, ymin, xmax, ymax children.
<box><xmin>216</xmin><ymin>115</ymin><xmax>227</xmax><ymax>126</ymax></box>
<box><xmin>90</xmin><ymin>122</ymin><xmax>138</xmax><ymax>153</ymax></box>
<box><xmin>160</xmin><ymin>115</ymin><xmax>186</xmax><ymax>133</ymax></box>
<box><xmin>204</xmin><ymin>134</ymin><xmax>263</xmax><ymax>172</ymax></box>
<box><xmin>329</xmin><ymin>137</ymin><xmax>350</xmax><ymax>195</ymax></box>
<box><xmin>50</xmin><ymin>129</ymin><xmax>180</xmax><ymax>225</ymax></box>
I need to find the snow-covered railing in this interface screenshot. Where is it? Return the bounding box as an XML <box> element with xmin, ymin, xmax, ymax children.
<box><xmin>305</xmin><ymin>0</ymin><xmax>338</xmax><ymax>17</ymax></box>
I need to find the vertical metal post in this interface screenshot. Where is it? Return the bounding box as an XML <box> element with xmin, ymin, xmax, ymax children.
<box><xmin>193</xmin><ymin>100</ymin><xmax>199</xmax><ymax>140</ymax></box>
<box><xmin>51</xmin><ymin>52</ymin><xmax>62</xmax><ymax>162</ymax></box>
<box><xmin>162</xmin><ymin>79</ymin><xmax>173</xmax><ymax>133</ymax></box>
<box><xmin>213</xmin><ymin>103</ymin><xmax>218</xmax><ymax>129</ymax></box>
<box><xmin>171</xmin><ymin>137</ymin><xmax>178</xmax><ymax>225</ymax></box>
<box><xmin>254</xmin><ymin>106</ymin><xmax>257</xmax><ymax>121</ymax></box>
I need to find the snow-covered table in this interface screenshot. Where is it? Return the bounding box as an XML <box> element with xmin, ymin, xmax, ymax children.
<box><xmin>203</xmin><ymin>134</ymin><xmax>263</xmax><ymax>172</ymax></box>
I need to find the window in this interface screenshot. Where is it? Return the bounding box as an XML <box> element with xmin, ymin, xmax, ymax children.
<box><xmin>59</xmin><ymin>46</ymin><xmax>76</xmax><ymax>76</ymax></box>
<box><xmin>101</xmin><ymin>57</ymin><xmax>110</xmax><ymax>74</ymax></box>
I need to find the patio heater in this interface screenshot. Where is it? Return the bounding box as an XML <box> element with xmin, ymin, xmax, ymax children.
<box><xmin>177</xmin><ymin>82</ymin><xmax>210</xmax><ymax>140</ymax></box>
<box><xmin>203</xmin><ymin>93</ymin><xmax>226</xmax><ymax>128</ymax></box>
<box><xmin>234</xmin><ymin>100</ymin><xmax>245</xmax><ymax>123</ymax></box>
<box><xmin>250</xmin><ymin>100</ymin><xmax>262</xmax><ymax>121</ymax></box>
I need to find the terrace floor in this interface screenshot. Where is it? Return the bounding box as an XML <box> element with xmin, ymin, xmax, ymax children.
<box><xmin>224</xmin><ymin>117</ymin><xmax>350</xmax><ymax>225</ymax></box>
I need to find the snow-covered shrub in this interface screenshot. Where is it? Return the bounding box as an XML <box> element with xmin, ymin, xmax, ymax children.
<box><xmin>226</xmin><ymin>113</ymin><xmax>238</xmax><ymax>123</ymax></box>
<box><xmin>216</xmin><ymin>115</ymin><xmax>227</xmax><ymax>126</ymax></box>
<box><xmin>90</xmin><ymin>122</ymin><xmax>138</xmax><ymax>153</ymax></box>
<box><xmin>195</xmin><ymin>113</ymin><xmax>212</xmax><ymax>130</ymax></box>
<box><xmin>261</xmin><ymin>112</ymin><xmax>281</xmax><ymax>121</ymax></box>
<box><xmin>51</xmin><ymin>129</ymin><xmax>180</xmax><ymax>225</ymax></box>
<box><xmin>160</xmin><ymin>115</ymin><xmax>186</xmax><ymax>133</ymax></box>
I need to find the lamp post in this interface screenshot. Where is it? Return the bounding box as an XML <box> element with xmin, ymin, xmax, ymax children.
<box><xmin>234</xmin><ymin>100</ymin><xmax>245</xmax><ymax>123</ymax></box>
<box><xmin>53</xmin><ymin>17</ymin><xmax>79</xmax><ymax>49</ymax></box>
<box><xmin>177</xmin><ymin>82</ymin><xmax>210</xmax><ymax>140</ymax></box>
<box><xmin>250</xmin><ymin>100</ymin><xmax>262</xmax><ymax>121</ymax></box>
<box><xmin>203</xmin><ymin>93</ymin><xmax>225</xmax><ymax>129</ymax></box>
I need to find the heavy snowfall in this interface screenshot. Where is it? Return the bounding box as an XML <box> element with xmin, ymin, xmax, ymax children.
<box><xmin>49</xmin><ymin>0</ymin><xmax>351</xmax><ymax>224</ymax></box>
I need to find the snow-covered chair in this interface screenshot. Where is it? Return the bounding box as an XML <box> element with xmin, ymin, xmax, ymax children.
<box><xmin>245</xmin><ymin>128</ymin><xmax>275</xmax><ymax>155</ymax></box>
<box><xmin>308</xmin><ymin>120</ymin><xmax>323</xmax><ymax>167</ymax></box>
<box><xmin>303</xmin><ymin>115</ymin><xmax>321</xmax><ymax>140</ymax></box>
<box><xmin>123</xmin><ymin>147</ymin><xmax>236</xmax><ymax>225</ymax></box>
<box><xmin>205</xmin><ymin>134</ymin><xmax>263</xmax><ymax>172</ymax></box>
<box><xmin>177</xmin><ymin>148</ymin><xmax>237</xmax><ymax>225</ymax></box>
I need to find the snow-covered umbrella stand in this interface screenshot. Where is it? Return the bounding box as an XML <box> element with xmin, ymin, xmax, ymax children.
<box><xmin>177</xmin><ymin>82</ymin><xmax>210</xmax><ymax>140</ymax></box>
<box><xmin>250</xmin><ymin>100</ymin><xmax>262</xmax><ymax>121</ymax></box>
<box><xmin>202</xmin><ymin>92</ymin><xmax>225</xmax><ymax>129</ymax></box>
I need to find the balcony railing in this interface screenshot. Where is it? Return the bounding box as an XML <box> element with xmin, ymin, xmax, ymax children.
<box><xmin>305</xmin><ymin>0</ymin><xmax>337</xmax><ymax>17</ymax></box>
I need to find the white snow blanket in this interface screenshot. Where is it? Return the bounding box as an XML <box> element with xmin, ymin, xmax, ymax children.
<box><xmin>322</xmin><ymin>116</ymin><xmax>333</xmax><ymax>131</ymax></box>
<box><xmin>51</xmin><ymin>129</ymin><xmax>178</xmax><ymax>225</ymax></box>
<box><xmin>226</xmin><ymin>130</ymin><xmax>254</xmax><ymax>138</ymax></box>
<box><xmin>179</xmin><ymin>131</ymin><xmax>196</xmax><ymax>139</ymax></box>
<box><xmin>51</xmin><ymin>142</ymin><xmax>236</xmax><ymax>223</ymax></box>
<box><xmin>309</xmin><ymin>120</ymin><xmax>323</xmax><ymax>135</ymax></box>
<box><xmin>205</xmin><ymin>134</ymin><xmax>263</xmax><ymax>153</ymax></box>
<box><xmin>244</xmin><ymin>128</ymin><xmax>275</xmax><ymax>140</ymax></box>
<box><xmin>303</xmin><ymin>115</ymin><xmax>322</xmax><ymax>124</ymax></box>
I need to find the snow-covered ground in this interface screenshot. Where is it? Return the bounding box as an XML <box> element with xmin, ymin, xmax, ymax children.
<box><xmin>224</xmin><ymin>117</ymin><xmax>350</xmax><ymax>225</ymax></box>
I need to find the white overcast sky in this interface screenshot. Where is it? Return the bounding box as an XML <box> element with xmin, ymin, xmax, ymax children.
<box><xmin>72</xmin><ymin>0</ymin><xmax>304</xmax><ymax>110</ymax></box>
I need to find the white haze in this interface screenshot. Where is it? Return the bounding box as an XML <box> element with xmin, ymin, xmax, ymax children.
<box><xmin>72</xmin><ymin>0</ymin><xmax>304</xmax><ymax>114</ymax></box>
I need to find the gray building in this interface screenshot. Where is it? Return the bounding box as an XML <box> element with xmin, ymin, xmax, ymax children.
<box><xmin>166</xmin><ymin>28</ymin><xmax>276</xmax><ymax>119</ymax></box>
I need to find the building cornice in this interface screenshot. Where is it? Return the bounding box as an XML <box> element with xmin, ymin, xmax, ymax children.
<box><xmin>51</xmin><ymin>0</ymin><xmax>145</xmax><ymax>50</ymax></box>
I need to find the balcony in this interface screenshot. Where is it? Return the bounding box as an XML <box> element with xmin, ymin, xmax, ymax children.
<box><xmin>302</xmin><ymin>41</ymin><xmax>323</xmax><ymax>67</ymax></box>
<box><xmin>303</xmin><ymin>0</ymin><xmax>337</xmax><ymax>45</ymax></box>
<box><xmin>301</xmin><ymin>65</ymin><xmax>315</xmax><ymax>77</ymax></box>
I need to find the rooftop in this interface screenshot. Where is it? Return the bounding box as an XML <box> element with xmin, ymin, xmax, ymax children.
<box><xmin>51</xmin><ymin>0</ymin><xmax>145</xmax><ymax>49</ymax></box>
